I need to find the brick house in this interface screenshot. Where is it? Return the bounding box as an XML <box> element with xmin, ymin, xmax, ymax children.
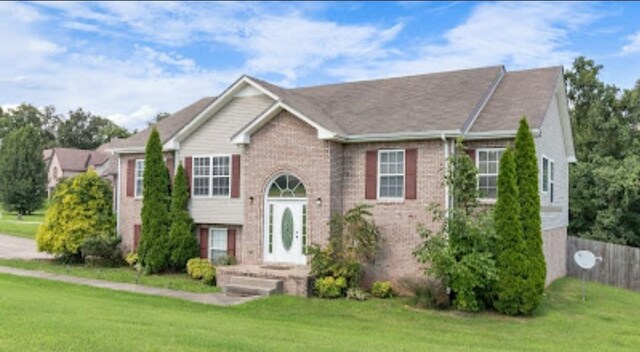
<box><xmin>44</xmin><ymin>147</ymin><xmax>116</xmax><ymax>199</ymax></box>
<box><xmin>108</xmin><ymin>65</ymin><xmax>575</xmax><ymax>296</ymax></box>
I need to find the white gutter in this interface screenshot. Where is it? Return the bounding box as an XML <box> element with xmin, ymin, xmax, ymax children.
<box><xmin>333</xmin><ymin>130</ymin><xmax>462</xmax><ymax>143</ymax></box>
<box><xmin>442</xmin><ymin>133</ymin><xmax>449</xmax><ymax>215</ymax></box>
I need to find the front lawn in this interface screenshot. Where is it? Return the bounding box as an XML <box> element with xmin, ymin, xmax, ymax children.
<box><xmin>0</xmin><ymin>259</ymin><xmax>219</xmax><ymax>294</ymax></box>
<box><xmin>0</xmin><ymin>275</ymin><xmax>638</xmax><ymax>351</ymax></box>
<box><xmin>0</xmin><ymin>210</ymin><xmax>44</xmax><ymax>239</ymax></box>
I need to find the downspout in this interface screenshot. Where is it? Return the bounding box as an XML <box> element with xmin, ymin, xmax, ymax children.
<box><xmin>442</xmin><ymin>133</ymin><xmax>449</xmax><ymax>215</ymax></box>
<box><xmin>116</xmin><ymin>153</ymin><xmax>121</xmax><ymax>237</ymax></box>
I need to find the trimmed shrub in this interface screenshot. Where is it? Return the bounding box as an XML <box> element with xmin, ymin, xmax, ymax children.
<box><xmin>514</xmin><ymin>118</ymin><xmax>546</xmax><ymax>313</ymax></box>
<box><xmin>371</xmin><ymin>281</ymin><xmax>394</xmax><ymax>298</ymax></box>
<box><xmin>81</xmin><ymin>236</ymin><xmax>123</xmax><ymax>266</ymax></box>
<box><xmin>36</xmin><ymin>169</ymin><xmax>115</xmax><ymax>261</ymax></box>
<box><xmin>186</xmin><ymin>258</ymin><xmax>215</xmax><ymax>281</ymax></box>
<box><xmin>139</xmin><ymin>128</ymin><xmax>171</xmax><ymax>274</ymax></box>
<box><xmin>314</xmin><ymin>276</ymin><xmax>347</xmax><ymax>298</ymax></box>
<box><xmin>125</xmin><ymin>252</ymin><xmax>139</xmax><ymax>267</ymax></box>
<box><xmin>202</xmin><ymin>270</ymin><xmax>216</xmax><ymax>286</ymax></box>
<box><xmin>346</xmin><ymin>287</ymin><xmax>369</xmax><ymax>301</ymax></box>
<box><xmin>399</xmin><ymin>276</ymin><xmax>450</xmax><ymax>310</ymax></box>
<box><xmin>493</xmin><ymin>148</ymin><xmax>529</xmax><ymax>315</ymax></box>
<box><xmin>168</xmin><ymin>163</ymin><xmax>198</xmax><ymax>271</ymax></box>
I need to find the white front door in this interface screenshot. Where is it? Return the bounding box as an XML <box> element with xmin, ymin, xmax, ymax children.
<box><xmin>264</xmin><ymin>200</ymin><xmax>306</xmax><ymax>264</ymax></box>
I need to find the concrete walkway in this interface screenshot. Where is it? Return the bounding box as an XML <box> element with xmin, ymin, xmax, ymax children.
<box><xmin>0</xmin><ymin>265</ymin><xmax>259</xmax><ymax>306</ymax></box>
<box><xmin>0</xmin><ymin>234</ymin><xmax>258</xmax><ymax>306</ymax></box>
<box><xmin>0</xmin><ymin>234</ymin><xmax>52</xmax><ymax>260</ymax></box>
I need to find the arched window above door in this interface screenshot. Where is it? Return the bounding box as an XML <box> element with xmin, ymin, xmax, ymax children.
<box><xmin>267</xmin><ymin>174</ymin><xmax>306</xmax><ymax>198</ymax></box>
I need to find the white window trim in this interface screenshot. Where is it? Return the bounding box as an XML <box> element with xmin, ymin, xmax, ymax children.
<box><xmin>476</xmin><ymin>148</ymin><xmax>505</xmax><ymax>200</ymax></box>
<box><xmin>541</xmin><ymin>155</ymin><xmax>550</xmax><ymax>194</ymax></box>
<box><xmin>134</xmin><ymin>159</ymin><xmax>145</xmax><ymax>199</ymax></box>
<box><xmin>377</xmin><ymin>149</ymin><xmax>405</xmax><ymax>200</ymax></box>
<box><xmin>549</xmin><ymin>158</ymin><xmax>555</xmax><ymax>203</ymax></box>
<box><xmin>208</xmin><ymin>227</ymin><xmax>228</xmax><ymax>261</ymax></box>
<box><xmin>191</xmin><ymin>154</ymin><xmax>232</xmax><ymax>199</ymax></box>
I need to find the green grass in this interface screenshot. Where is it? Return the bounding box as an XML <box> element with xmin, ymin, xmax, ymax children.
<box><xmin>0</xmin><ymin>276</ymin><xmax>638</xmax><ymax>352</ymax></box>
<box><xmin>0</xmin><ymin>210</ymin><xmax>45</xmax><ymax>239</ymax></box>
<box><xmin>0</xmin><ymin>259</ymin><xmax>219</xmax><ymax>294</ymax></box>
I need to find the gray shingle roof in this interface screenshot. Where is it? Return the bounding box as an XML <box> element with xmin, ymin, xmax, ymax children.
<box><xmin>469</xmin><ymin>66</ymin><xmax>562</xmax><ymax>132</ymax></box>
<box><xmin>112</xmin><ymin>65</ymin><xmax>562</xmax><ymax>150</ymax></box>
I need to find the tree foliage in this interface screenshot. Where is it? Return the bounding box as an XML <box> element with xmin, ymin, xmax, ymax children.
<box><xmin>514</xmin><ymin>118</ymin><xmax>545</xmax><ymax>311</ymax></box>
<box><xmin>566</xmin><ymin>57</ymin><xmax>640</xmax><ymax>247</ymax></box>
<box><xmin>138</xmin><ymin>128</ymin><xmax>172</xmax><ymax>273</ymax></box>
<box><xmin>0</xmin><ymin>104</ymin><xmax>60</xmax><ymax>148</ymax></box>
<box><xmin>36</xmin><ymin>169</ymin><xmax>115</xmax><ymax>261</ymax></box>
<box><xmin>493</xmin><ymin>148</ymin><xmax>530</xmax><ymax>315</ymax></box>
<box><xmin>414</xmin><ymin>140</ymin><xmax>497</xmax><ymax>312</ymax></box>
<box><xmin>308</xmin><ymin>204</ymin><xmax>380</xmax><ymax>290</ymax></box>
<box><xmin>168</xmin><ymin>163</ymin><xmax>198</xmax><ymax>271</ymax></box>
<box><xmin>0</xmin><ymin>125</ymin><xmax>47</xmax><ymax>216</ymax></box>
<box><xmin>57</xmin><ymin>108</ymin><xmax>131</xmax><ymax>149</ymax></box>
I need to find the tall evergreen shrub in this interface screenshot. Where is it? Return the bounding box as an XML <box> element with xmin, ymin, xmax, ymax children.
<box><xmin>169</xmin><ymin>163</ymin><xmax>198</xmax><ymax>270</ymax></box>
<box><xmin>138</xmin><ymin>128</ymin><xmax>171</xmax><ymax>273</ymax></box>
<box><xmin>493</xmin><ymin>148</ymin><xmax>529</xmax><ymax>315</ymax></box>
<box><xmin>514</xmin><ymin>118</ymin><xmax>546</xmax><ymax>313</ymax></box>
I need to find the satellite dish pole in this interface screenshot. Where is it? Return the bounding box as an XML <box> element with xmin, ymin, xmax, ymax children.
<box><xmin>573</xmin><ymin>250</ymin><xmax>603</xmax><ymax>301</ymax></box>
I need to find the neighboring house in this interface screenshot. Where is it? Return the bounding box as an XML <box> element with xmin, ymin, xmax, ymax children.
<box><xmin>108</xmin><ymin>65</ymin><xmax>575</xmax><ymax>296</ymax></box>
<box><xmin>45</xmin><ymin>148</ymin><xmax>117</xmax><ymax>207</ymax></box>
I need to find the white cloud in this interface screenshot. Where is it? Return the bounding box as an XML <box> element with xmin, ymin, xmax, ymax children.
<box><xmin>621</xmin><ymin>31</ymin><xmax>640</xmax><ymax>54</ymax></box>
<box><xmin>327</xmin><ymin>2</ymin><xmax>595</xmax><ymax>81</ymax></box>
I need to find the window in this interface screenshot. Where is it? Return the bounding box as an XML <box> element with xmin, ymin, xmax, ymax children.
<box><xmin>550</xmin><ymin>160</ymin><xmax>555</xmax><ymax>203</ymax></box>
<box><xmin>542</xmin><ymin>157</ymin><xmax>549</xmax><ymax>193</ymax></box>
<box><xmin>378</xmin><ymin>150</ymin><xmax>405</xmax><ymax>199</ymax></box>
<box><xmin>135</xmin><ymin>159</ymin><xmax>145</xmax><ymax>197</ymax></box>
<box><xmin>192</xmin><ymin>156</ymin><xmax>231</xmax><ymax>197</ymax></box>
<box><xmin>193</xmin><ymin>157</ymin><xmax>211</xmax><ymax>196</ymax></box>
<box><xmin>477</xmin><ymin>149</ymin><xmax>504</xmax><ymax>199</ymax></box>
<box><xmin>209</xmin><ymin>228</ymin><xmax>228</xmax><ymax>262</ymax></box>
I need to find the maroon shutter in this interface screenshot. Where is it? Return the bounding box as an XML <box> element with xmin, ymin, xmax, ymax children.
<box><xmin>126</xmin><ymin>159</ymin><xmax>135</xmax><ymax>197</ymax></box>
<box><xmin>231</xmin><ymin>154</ymin><xmax>241</xmax><ymax>198</ymax></box>
<box><xmin>227</xmin><ymin>228</ymin><xmax>237</xmax><ymax>258</ymax></box>
<box><xmin>185</xmin><ymin>157</ymin><xmax>193</xmax><ymax>196</ymax></box>
<box><xmin>466</xmin><ymin>148</ymin><xmax>476</xmax><ymax>164</ymax></box>
<box><xmin>199</xmin><ymin>226</ymin><xmax>208</xmax><ymax>259</ymax></box>
<box><xmin>405</xmin><ymin>149</ymin><xmax>417</xmax><ymax>200</ymax></box>
<box><xmin>166</xmin><ymin>157</ymin><xmax>174</xmax><ymax>181</ymax></box>
<box><xmin>365</xmin><ymin>150</ymin><xmax>378</xmax><ymax>199</ymax></box>
<box><xmin>133</xmin><ymin>224</ymin><xmax>141</xmax><ymax>251</ymax></box>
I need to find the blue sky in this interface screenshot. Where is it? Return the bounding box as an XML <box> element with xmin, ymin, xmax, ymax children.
<box><xmin>2</xmin><ymin>1</ymin><xmax>640</xmax><ymax>130</ymax></box>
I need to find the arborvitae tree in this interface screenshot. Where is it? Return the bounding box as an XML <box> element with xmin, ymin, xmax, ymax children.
<box><xmin>493</xmin><ymin>148</ymin><xmax>529</xmax><ymax>315</ymax></box>
<box><xmin>36</xmin><ymin>169</ymin><xmax>115</xmax><ymax>262</ymax></box>
<box><xmin>138</xmin><ymin>128</ymin><xmax>171</xmax><ymax>273</ymax></box>
<box><xmin>169</xmin><ymin>163</ymin><xmax>198</xmax><ymax>271</ymax></box>
<box><xmin>0</xmin><ymin>125</ymin><xmax>47</xmax><ymax>217</ymax></box>
<box><xmin>514</xmin><ymin>118</ymin><xmax>546</xmax><ymax>313</ymax></box>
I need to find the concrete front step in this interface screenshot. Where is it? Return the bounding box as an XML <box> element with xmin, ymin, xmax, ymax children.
<box><xmin>223</xmin><ymin>276</ymin><xmax>284</xmax><ymax>296</ymax></box>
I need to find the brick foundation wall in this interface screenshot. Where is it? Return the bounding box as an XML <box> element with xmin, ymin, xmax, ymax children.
<box><xmin>543</xmin><ymin>226</ymin><xmax>567</xmax><ymax>285</ymax></box>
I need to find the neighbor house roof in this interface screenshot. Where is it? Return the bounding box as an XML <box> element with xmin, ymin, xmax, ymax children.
<box><xmin>108</xmin><ymin>97</ymin><xmax>216</xmax><ymax>151</ymax></box>
<box><xmin>51</xmin><ymin>148</ymin><xmax>111</xmax><ymax>172</ymax></box>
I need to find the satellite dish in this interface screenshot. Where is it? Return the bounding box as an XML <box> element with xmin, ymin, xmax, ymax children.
<box><xmin>574</xmin><ymin>250</ymin><xmax>598</xmax><ymax>269</ymax></box>
<box><xmin>574</xmin><ymin>250</ymin><xmax>603</xmax><ymax>302</ymax></box>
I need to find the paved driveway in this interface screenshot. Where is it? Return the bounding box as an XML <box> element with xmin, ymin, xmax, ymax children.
<box><xmin>0</xmin><ymin>234</ymin><xmax>52</xmax><ymax>259</ymax></box>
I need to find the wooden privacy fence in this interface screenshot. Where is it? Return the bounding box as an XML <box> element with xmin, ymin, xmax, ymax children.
<box><xmin>567</xmin><ymin>236</ymin><xmax>640</xmax><ymax>291</ymax></box>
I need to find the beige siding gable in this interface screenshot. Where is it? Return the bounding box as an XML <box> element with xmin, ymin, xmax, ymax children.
<box><xmin>178</xmin><ymin>94</ymin><xmax>273</xmax><ymax>225</ymax></box>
